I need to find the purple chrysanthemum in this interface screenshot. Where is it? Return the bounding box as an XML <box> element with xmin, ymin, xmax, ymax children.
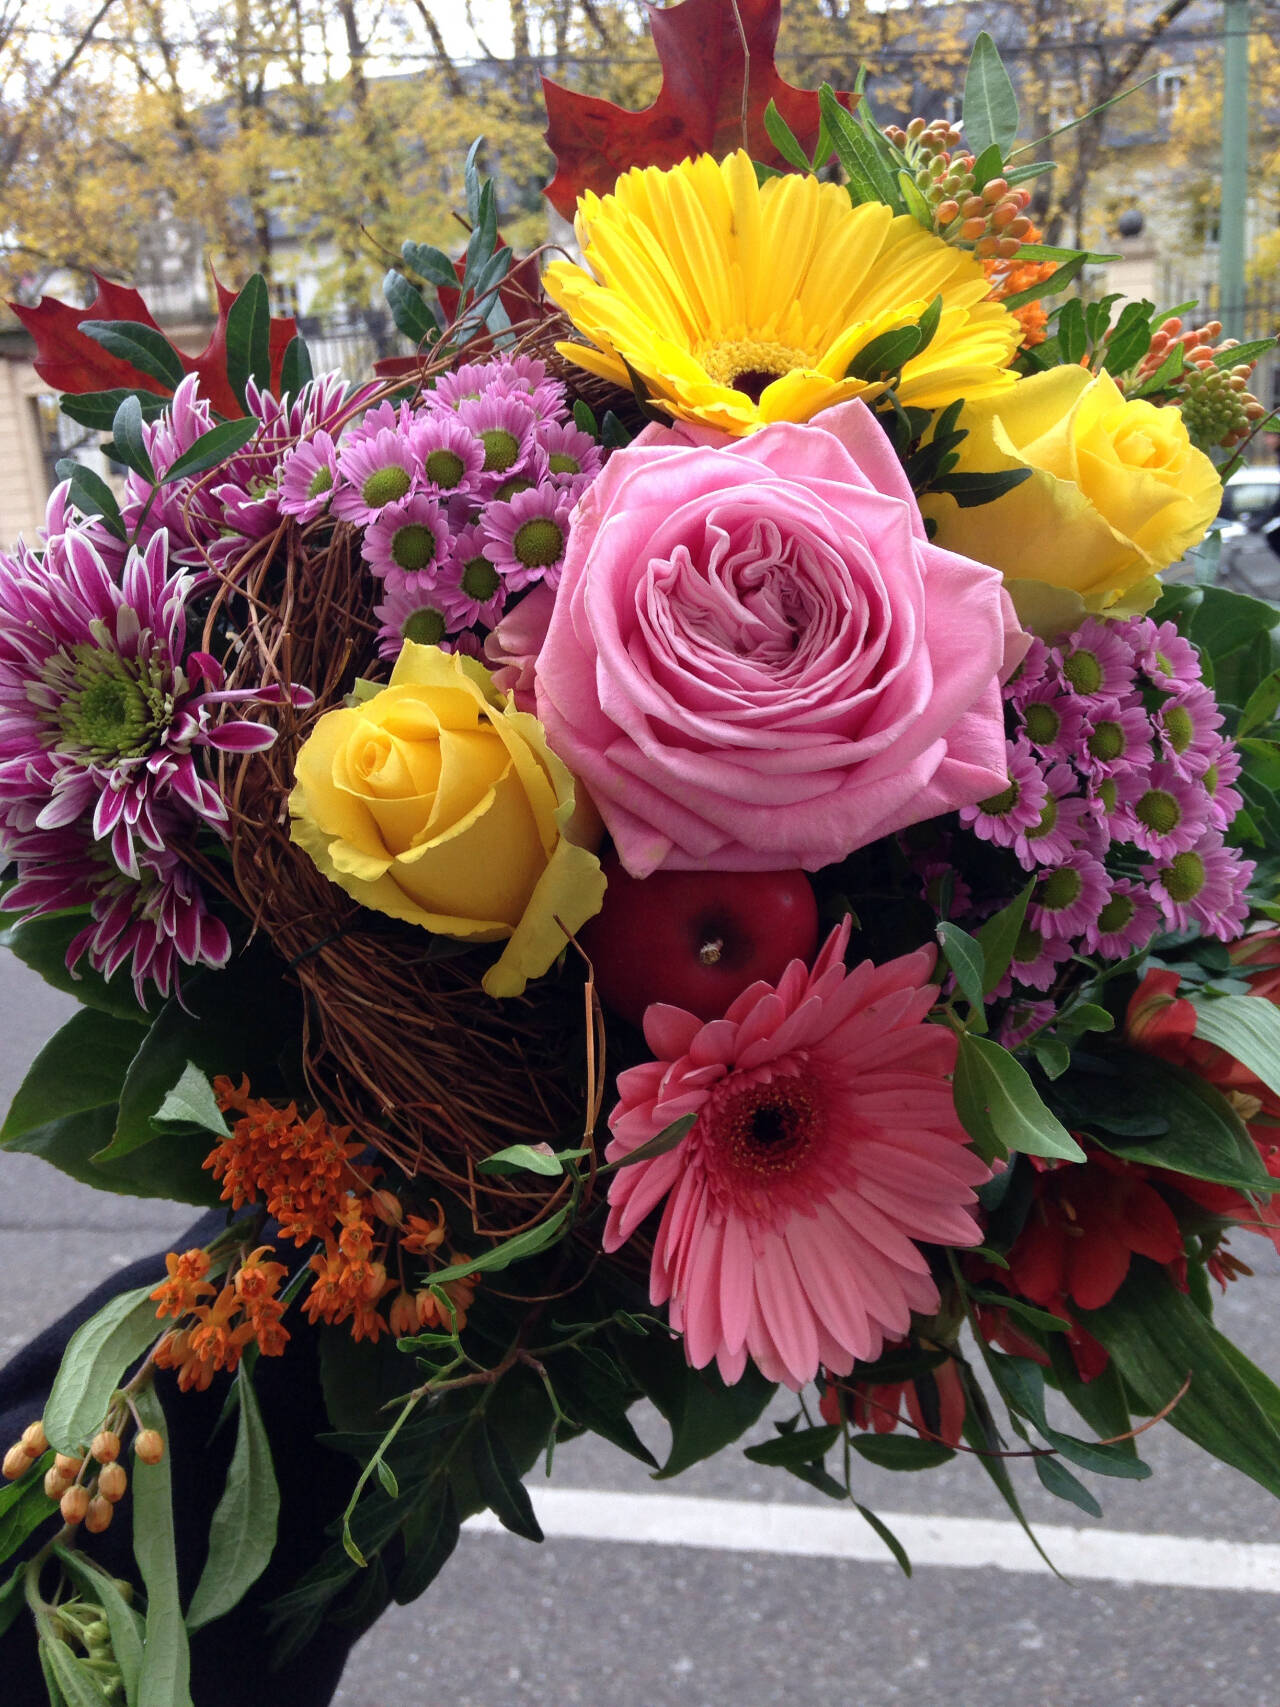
<box><xmin>455</xmin><ymin>394</ymin><xmax>542</xmax><ymax>497</ymax></box>
<box><xmin>1027</xmin><ymin>849</ymin><xmax>1110</xmax><ymax>939</ymax></box>
<box><xmin>959</xmin><ymin>737</ymin><xmax>1048</xmax><ymax>848</ymax></box>
<box><xmin>1082</xmin><ymin>877</ymin><xmax>1161</xmax><ymax>958</ymax></box>
<box><xmin>1203</xmin><ymin>741</ymin><xmax>1244</xmax><ymax>833</ymax></box>
<box><xmin>361</xmin><ymin>493</ymin><xmax>452</xmax><ymax>582</ymax></box>
<box><xmin>997</xmin><ymin>997</ymin><xmax>1058</xmax><ymax>1051</ymax></box>
<box><xmin>332</xmin><ymin>428</ymin><xmax>420</xmax><ymax>525</ymax></box>
<box><xmin>1155</xmin><ymin>682</ymin><xmax>1225</xmax><ymax>779</ymax></box>
<box><xmin>482</xmin><ymin>484</ymin><xmax>574</xmax><ymax>591</ymax></box>
<box><xmin>373</xmin><ymin>580</ymin><xmax>457</xmax><ymax>663</ymax></box>
<box><xmin>1058</xmin><ymin>616</ymin><xmax>1137</xmax><ymax>702</ymax></box>
<box><xmin>1145</xmin><ymin>830</ymin><xmax>1253</xmax><ymax>941</ymax></box>
<box><xmin>1078</xmin><ymin>695</ymin><xmax>1154</xmax><ymax>781</ymax></box>
<box><xmin>433</xmin><ymin>523</ymin><xmax>508</xmax><ymax>628</ymax></box>
<box><xmin>1114</xmin><ymin>758</ymin><xmax>1210</xmax><ymax>861</ymax></box>
<box><xmin>1010</xmin><ymin>762</ymin><xmax>1101</xmax><ymax>869</ymax></box>
<box><xmin>1006</xmin><ymin>636</ymin><xmax>1059</xmax><ymax>700</ymax></box>
<box><xmin>1014</xmin><ymin>679</ymin><xmax>1087</xmax><ymax>763</ymax></box>
<box><xmin>534</xmin><ymin>419</ymin><xmax>603</xmax><ymax>495</ymax></box>
<box><xmin>0</xmin><ymin>527</ymin><xmax>282</xmax><ymax>878</ymax></box>
<box><xmin>996</xmin><ymin>924</ymin><xmax>1074</xmax><ymax>996</ymax></box>
<box><xmin>406</xmin><ymin>413</ymin><xmax>485</xmax><ymax>499</ymax></box>
<box><xmin>279</xmin><ymin>431</ymin><xmax>340</xmax><ymax>522</ymax></box>
<box><xmin>1134</xmin><ymin>618</ymin><xmax>1202</xmax><ymax>692</ymax></box>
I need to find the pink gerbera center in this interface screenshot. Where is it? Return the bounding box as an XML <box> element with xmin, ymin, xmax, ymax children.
<box><xmin>706</xmin><ymin>1072</ymin><xmax>822</xmax><ymax>1196</ymax></box>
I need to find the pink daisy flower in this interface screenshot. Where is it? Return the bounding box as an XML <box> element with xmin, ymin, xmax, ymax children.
<box><xmin>1059</xmin><ymin>617</ymin><xmax>1136</xmax><ymax>702</ymax></box>
<box><xmin>535</xmin><ymin>419</ymin><xmax>604</xmax><ymax>494</ymax></box>
<box><xmin>455</xmin><ymin>393</ymin><xmax>541</xmax><ymax>496</ymax></box>
<box><xmin>1133</xmin><ymin>617</ymin><xmax>1202</xmax><ymax>692</ymax></box>
<box><xmin>1010</xmin><ymin>763</ymin><xmax>1101</xmax><ymax>869</ymax></box>
<box><xmin>1013</xmin><ymin>680</ymin><xmax>1086</xmax><ymax>763</ymax></box>
<box><xmin>995</xmin><ymin>924</ymin><xmax>1074</xmax><ymax>996</ymax></box>
<box><xmin>374</xmin><ymin>581</ymin><xmax>458</xmax><ymax>663</ymax></box>
<box><xmin>427</xmin><ymin>360</ymin><xmax>497</xmax><ymax>412</ymax></box>
<box><xmin>1202</xmin><ymin>741</ymin><xmax>1244</xmax><ymax>833</ymax></box>
<box><xmin>483</xmin><ymin>485</ymin><xmax>575</xmax><ymax>591</ymax></box>
<box><xmin>431</xmin><ymin>524</ymin><xmax>507</xmax><ymax>629</ymax></box>
<box><xmin>361</xmin><ymin>493</ymin><xmax>451</xmax><ymax>582</ymax></box>
<box><xmin>1082</xmin><ymin>877</ymin><xmax>1161</xmax><ymax>959</ymax></box>
<box><xmin>332</xmin><ymin>428</ymin><xmax>419</xmax><ymax>525</ymax></box>
<box><xmin>958</xmin><ymin>737</ymin><xmax>1047</xmax><ymax>850</ymax></box>
<box><xmin>279</xmin><ymin>431</ymin><xmax>339</xmax><ymax>522</ymax></box>
<box><xmin>1155</xmin><ymin>683</ymin><xmax>1225</xmax><ymax>779</ymax></box>
<box><xmin>603</xmin><ymin>919</ymin><xmax>989</xmax><ymax>1391</ymax></box>
<box><xmin>1027</xmin><ymin>850</ymin><xmax>1110</xmax><ymax>940</ymax></box>
<box><xmin>1116</xmin><ymin>759</ymin><xmax>1210</xmax><ymax>861</ymax></box>
<box><xmin>1078</xmin><ymin>695</ymin><xmax>1153</xmax><ymax>780</ymax></box>
<box><xmin>1006</xmin><ymin>636</ymin><xmax>1059</xmax><ymax>699</ymax></box>
<box><xmin>997</xmin><ymin>998</ymin><xmax>1057</xmax><ymax>1051</ymax></box>
<box><xmin>1145</xmin><ymin>831</ymin><xmax>1253</xmax><ymax>941</ymax></box>
<box><xmin>406</xmin><ymin>413</ymin><xmax>485</xmax><ymax>499</ymax></box>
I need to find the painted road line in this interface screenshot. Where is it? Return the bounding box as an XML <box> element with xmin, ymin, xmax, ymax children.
<box><xmin>466</xmin><ymin>1489</ymin><xmax>1280</xmax><ymax>1593</ymax></box>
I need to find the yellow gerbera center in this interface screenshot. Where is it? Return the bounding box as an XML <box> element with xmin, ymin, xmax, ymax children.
<box><xmin>544</xmin><ymin>150</ymin><xmax>1022</xmax><ymax>437</ymax></box>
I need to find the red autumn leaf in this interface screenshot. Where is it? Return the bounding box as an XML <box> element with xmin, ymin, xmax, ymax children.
<box><xmin>542</xmin><ymin>0</ymin><xmax>855</xmax><ymax>218</ymax></box>
<box><xmin>374</xmin><ymin>243</ymin><xmax>548</xmax><ymax>380</ymax></box>
<box><xmin>10</xmin><ymin>269</ymin><xmax>298</xmax><ymax>419</ymax></box>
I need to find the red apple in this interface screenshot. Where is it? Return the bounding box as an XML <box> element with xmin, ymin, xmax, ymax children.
<box><xmin>580</xmin><ymin>853</ymin><xmax>820</xmax><ymax>1028</ymax></box>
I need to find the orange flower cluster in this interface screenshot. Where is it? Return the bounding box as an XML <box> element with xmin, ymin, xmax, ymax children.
<box><xmin>983</xmin><ymin>223</ymin><xmax>1058</xmax><ymax>349</ymax></box>
<box><xmin>152</xmin><ymin>1245</ymin><xmax>289</xmax><ymax>1391</ymax></box>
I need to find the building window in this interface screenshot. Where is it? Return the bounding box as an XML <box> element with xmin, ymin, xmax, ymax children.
<box><xmin>1157</xmin><ymin>69</ymin><xmax>1189</xmax><ymax>113</ymax></box>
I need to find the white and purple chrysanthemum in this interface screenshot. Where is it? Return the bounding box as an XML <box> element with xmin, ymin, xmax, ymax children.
<box><xmin>0</xmin><ymin>527</ymin><xmax>282</xmax><ymax>878</ymax></box>
<box><xmin>482</xmin><ymin>484</ymin><xmax>574</xmax><ymax>591</ymax></box>
<box><xmin>1082</xmin><ymin>876</ymin><xmax>1161</xmax><ymax>959</ymax></box>
<box><xmin>361</xmin><ymin>493</ymin><xmax>452</xmax><ymax>582</ymax></box>
<box><xmin>1145</xmin><ymin>830</ymin><xmax>1253</xmax><ymax>941</ymax></box>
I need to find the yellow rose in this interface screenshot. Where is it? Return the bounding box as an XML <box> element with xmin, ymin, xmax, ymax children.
<box><xmin>288</xmin><ymin>642</ymin><xmax>605</xmax><ymax>998</ymax></box>
<box><xmin>921</xmin><ymin>367</ymin><xmax>1222</xmax><ymax>626</ymax></box>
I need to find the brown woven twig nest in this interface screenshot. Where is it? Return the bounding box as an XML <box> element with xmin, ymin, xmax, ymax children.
<box><xmin>190</xmin><ymin>336</ymin><xmax>637</xmax><ymax>1251</ymax></box>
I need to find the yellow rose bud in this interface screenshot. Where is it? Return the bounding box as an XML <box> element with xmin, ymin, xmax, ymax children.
<box><xmin>921</xmin><ymin>367</ymin><xmax>1222</xmax><ymax>628</ymax></box>
<box><xmin>289</xmin><ymin>643</ymin><xmax>606</xmax><ymax>997</ymax></box>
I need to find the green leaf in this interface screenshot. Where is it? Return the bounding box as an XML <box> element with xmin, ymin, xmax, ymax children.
<box><xmin>161</xmin><ymin>418</ymin><xmax>260</xmax><ymax>485</ymax></box>
<box><xmin>131</xmin><ymin>1386</ymin><xmax>193</xmax><ymax>1707</ymax></box>
<box><xmin>617</xmin><ymin>1332</ymin><xmax>774</xmax><ymax>1479</ymax></box>
<box><xmin>967</xmin><ymin>1289</ymin><xmax>1069</xmax><ymax>1333</ymax></box>
<box><xmin>79</xmin><ymin>321</ymin><xmax>187</xmax><ymax>390</ymax></box>
<box><xmin>957</xmin><ymin>1365</ymin><xmax>1061</xmax><ymax>1576</ymax></box>
<box><xmin>185</xmin><ymin>1368</ymin><xmax>279</xmax><ymax>1631</ymax></box>
<box><xmin>1086</xmin><ymin>1260</ymin><xmax>1280</xmax><ymax>1498</ymax></box>
<box><xmin>989</xmin><ymin>1354</ymin><xmax>1150</xmax><ymax>1480</ymax></box>
<box><xmin>1100</xmin><ymin>299</ymin><xmax>1156</xmax><ymax>375</ymax></box>
<box><xmin>1191</xmin><ymin>992</ymin><xmax>1280</xmax><ymax>1107</ymax></box>
<box><xmin>820</xmin><ymin>84</ymin><xmax>899</xmax><ymax>207</ymax></box>
<box><xmin>998</xmin><ymin>251</ymin><xmax>1087</xmax><ymax>312</ymax></box>
<box><xmin>962</xmin><ymin>33</ymin><xmax>1019</xmax><ymax>157</ymax></box>
<box><xmin>974</xmin><ymin>881</ymin><xmax>1034</xmax><ymax>996</ymax></box>
<box><xmin>846</xmin><ymin>324</ymin><xmax>922</xmax><ymax>382</ymax></box>
<box><xmin>603</xmin><ymin>1111</ymin><xmax>697</xmax><ymax>1172</ymax></box>
<box><xmin>0</xmin><ymin>1562</ymin><xmax>26</xmax><ymax>1640</ymax></box>
<box><xmin>224</xmin><ymin>275</ymin><xmax>272</xmax><ymax>412</ymax></box>
<box><xmin>383</xmin><ymin>271</ymin><xmax>439</xmax><ymax>347</ymax></box>
<box><xmin>953</xmin><ymin>1034</ymin><xmax>1085</xmax><ymax>1164</ymax></box>
<box><xmin>60</xmin><ymin>388</ymin><xmax>169</xmax><ymax>433</ymax></box>
<box><xmin>153</xmin><ymin>1062</ymin><xmax>231</xmax><ymax>1136</ymax></box>
<box><xmin>1212</xmin><ymin>336</ymin><xmax>1277</xmax><ymax>369</ymax></box>
<box><xmin>425</xmin><ymin>1205</ymin><xmax>568</xmax><ymax>1288</ymax></box>
<box><xmin>932</xmin><ymin>467</ymin><xmax>1032</xmax><ymax>506</ymax></box>
<box><xmin>762</xmin><ymin>99</ymin><xmax>814</xmax><ymax>173</ymax></box>
<box><xmin>0</xmin><ymin>1453</ymin><xmax>56</xmax><ymax>1570</ymax></box>
<box><xmin>1188</xmin><ymin>586</ymin><xmax>1280</xmax><ymax>664</ymax></box>
<box><xmin>1034</xmin><ymin>1451</ymin><xmax>1103</xmax><ymax>1517</ymax></box>
<box><xmin>1056</xmin><ymin>298</ymin><xmax>1087</xmax><ymax>365</ymax></box>
<box><xmin>279</xmin><ymin>335</ymin><xmax>313</xmax><ymax>396</ymax></box>
<box><xmin>106</xmin><ymin>394</ymin><xmax>155</xmax><ymax>485</ymax></box>
<box><xmin>393</xmin><ymin>1484</ymin><xmax>460</xmax><ymax>1604</ymax></box>
<box><xmin>936</xmin><ymin>921</ymin><xmax>987</xmax><ymax>1022</ymax></box>
<box><xmin>41</xmin><ymin>1641</ymin><xmax>116</xmax><ymax>1707</ymax></box>
<box><xmin>744</xmin><ymin>1425</ymin><xmax>840</xmax><ymax>1469</ymax></box>
<box><xmin>0</xmin><ymin>910</ymin><xmax>150</xmax><ymax>1020</ymax></box>
<box><xmin>3</xmin><ymin>1007</ymin><xmax>144</xmax><ymax>1146</ymax></box>
<box><xmin>54</xmin><ymin>459</ymin><xmax>126</xmax><ymax>539</ymax></box>
<box><xmin>1237</xmin><ymin>669</ymin><xmax>1280</xmax><ymax>738</ymax></box>
<box><xmin>1046</xmin><ymin>1339</ymin><xmax>1136</xmax><ymax>1456</ymax></box>
<box><xmin>1014</xmin><ymin>242</ymin><xmax>1121</xmax><ymax>265</ymax></box>
<box><xmin>476</xmin><ymin>1143</ymin><xmax>586</xmax><ymax>1178</ymax></box>
<box><xmin>854</xmin><ymin>1503</ymin><xmax>911</xmax><ymax>1575</ymax></box>
<box><xmin>550</xmin><ymin>1356</ymin><xmax>658</xmax><ymax>1469</ymax></box>
<box><xmin>57</xmin><ymin>1547</ymin><xmax>145</xmax><ymax>1698</ymax></box>
<box><xmin>850</xmin><ymin>1433</ymin><xmax>955</xmax><ymax>1470</ymax></box>
<box><xmin>401</xmin><ymin>239</ymin><xmax>461</xmax><ymax>289</ymax></box>
<box><xmin>45</xmin><ymin>1283</ymin><xmax>159</xmax><ymax>1453</ymax></box>
<box><xmin>970</xmin><ymin>142</ymin><xmax>1005</xmax><ymax>188</ymax></box>
<box><xmin>471</xmin><ymin>1421</ymin><xmax>542</xmax><ymax>1542</ymax></box>
<box><xmin>1049</xmin><ymin>1049</ymin><xmax>1274</xmax><ymax>1193</ymax></box>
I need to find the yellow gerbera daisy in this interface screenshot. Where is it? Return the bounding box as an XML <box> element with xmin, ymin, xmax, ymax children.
<box><xmin>543</xmin><ymin>150</ymin><xmax>1023</xmax><ymax>436</ymax></box>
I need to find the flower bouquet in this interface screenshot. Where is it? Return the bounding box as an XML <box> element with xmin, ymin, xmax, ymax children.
<box><xmin>3</xmin><ymin>2</ymin><xmax>1280</xmax><ymax>1697</ymax></box>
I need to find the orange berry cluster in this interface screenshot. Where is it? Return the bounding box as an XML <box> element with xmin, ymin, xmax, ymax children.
<box><xmin>2</xmin><ymin>1416</ymin><xmax>163</xmax><ymax>1536</ymax></box>
<box><xmin>884</xmin><ymin>117</ymin><xmax>1034</xmax><ymax>260</ymax></box>
<box><xmin>152</xmin><ymin>1244</ymin><xmax>290</xmax><ymax>1391</ymax></box>
<box><xmin>1130</xmin><ymin>317</ymin><xmax>1268</xmax><ymax>451</ymax></box>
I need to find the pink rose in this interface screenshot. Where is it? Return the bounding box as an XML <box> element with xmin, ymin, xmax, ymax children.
<box><xmin>483</xmin><ymin>583</ymin><xmax>557</xmax><ymax>714</ymax></box>
<box><xmin>535</xmin><ymin>401</ymin><xmax>1026</xmax><ymax>876</ymax></box>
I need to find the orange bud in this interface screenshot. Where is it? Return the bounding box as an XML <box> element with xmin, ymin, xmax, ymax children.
<box><xmin>54</xmin><ymin>1453</ymin><xmax>83</xmax><ymax>1478</ymax></box>
<box><xmin>98</xmin><ymin>1461</ymin><xmax>128</xmax><ymax>1503</ymax></box>
<box><xmin>85</xmin><ymin>1495</ymin><xmax>114</xmax><ymax>1535</ymax></box>
<box><xmin>60</xmin><ymin>1485</ymin><xmax>90</xmax><ymax>1526</ymax></box>
<box><xmin>44</xmin><ymin>1465</ymin><xmax>72</xmax><ymax>1501</ymax></box>
<box><xmin>370</xmin><ymin>1188</ymin><xmax>404</xmax><ymax>1228</ymax></box>
<box><xmin>20</xmin><ymin>1421</ymin><xmax>49</xmax><ymax>1457</ymax></box>
<box><xmin>91</xmin><ymin>1429</ymin><xmax>121</xmax><ymax>1465</ymax></box>
<box><xmin>982</xmin><ymin>177</ymin><xmax>1009</xmax><ymax>203</ymax></box>
<box><xmin>2</xmin><ymin>1444</ymin><xmax>33</xmax><ymax>1481</ymax></box>
<box><xmin>934</xmin><ymin>199</ymin><xmax>960</xmax><ymax>225</ymax></box>
<box><xmin>134</xmin><ymin>1429</ymin><xmax>164</xmax><ymax>1466</ymax></box>
<box><xmin>959</xmin><ymin>217</ymin><xmax>987</xmax><ymax>241</ymax></box>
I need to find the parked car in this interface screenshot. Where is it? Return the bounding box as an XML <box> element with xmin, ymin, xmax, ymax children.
<box><xmin>1215</xmin><ymin>466</ymin><xmax>1280</xmax><ymax>601</ymax></box>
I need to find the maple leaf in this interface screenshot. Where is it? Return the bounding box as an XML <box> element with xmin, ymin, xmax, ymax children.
<box><xmin>542</xmin><ymin>0</ymin><xmax>855</xmax><ymax>219</ymax></box>
<box><xmin>10</xmin><ymin>269</ymin><xmax>298</xmax><ymax>419</ymax></box>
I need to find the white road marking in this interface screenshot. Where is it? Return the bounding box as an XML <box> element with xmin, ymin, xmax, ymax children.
<box><xmin>466</xmin><ymin>1488</ymin><xmax>1280</xmax><ymax>1593</ymax></box>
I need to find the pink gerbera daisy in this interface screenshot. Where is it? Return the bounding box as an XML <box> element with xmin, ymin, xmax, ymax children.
<box><xmin>602</xmin><ymin>920</ymin><xmax>988</xmax><ymax>1390</ymax></box>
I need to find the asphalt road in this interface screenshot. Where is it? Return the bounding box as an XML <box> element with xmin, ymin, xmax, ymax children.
<box><xmin>2</xmin><ymin>952</ymin><xmax>1279</xmax><ymax>1707</ymax></box>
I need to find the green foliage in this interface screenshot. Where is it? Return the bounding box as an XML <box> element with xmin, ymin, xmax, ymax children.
<box><xmin>103</xmin><ymin>395</ymin><xmax>156</xmax><ymax>485</ymax></box>
<box><xmin>953</xmin><ymin>1033</ymin><xmax>1085</xmax><ymax>1164</ymax></box>
<box><xmin>962</xmin><ymin>33</ymin><xmax>1019</xmax><ymax>158</ymax></box>
<box><xmin>53</xmin><ymin>460</ymin><xmax>126</xmax><ymax>540</ymax></box>
<box><xmin>0</xmin><ymin>1454</ymin><xmax>57</xmax><ymax>1574</ymax></box>
<box><xmin>0</xmin><ymin>909</ymin><xmax>150</xmax><ymax>1021</ymax></box>
<box><xmin>224</xmin><ymin>275</ymin><xmax>274</xmax><ymax>410</ymax></box>
<box><xmin>616</xmin><ymin>1330</ymin><xmax>774</xmax><ymax>1480</ymax></box>
<box><xmin>79</xmin><ymin>321</ymin><xmax>188</xmax><ymax>391</ymax></box>
<box><xmin>185</xmin><ymin>1368</ymin><xmax>280</xmax><ymax>1631</ymax></box>
<box><xmin>44</xmin><ymin>1284</ymin><xmax>160</xmax><ymax>1454</ymax></box>
<box><xmin>130</xmin><ymin>1387</ymin><xmax>193</xmax><ymax>1707</ymax></box>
